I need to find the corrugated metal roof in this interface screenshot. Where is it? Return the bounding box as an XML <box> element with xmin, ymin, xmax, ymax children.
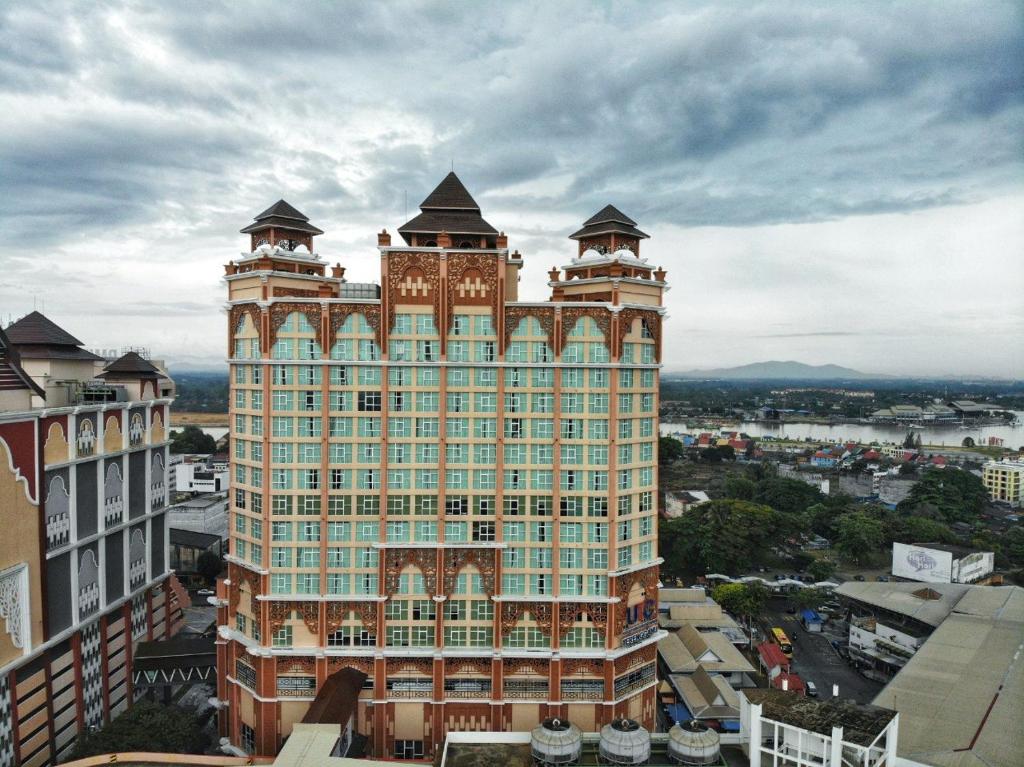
<box><xmin>836</xmin><ymin>581</ymin><xmax>970</xmax><ymax>627</ymax></box>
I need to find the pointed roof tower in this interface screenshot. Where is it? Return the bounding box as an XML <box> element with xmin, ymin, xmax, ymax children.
<box><xmin>398</xmin><ymin>172</ymin><xmax>498</xmax><ymax>246</ymax></box>
<box><xmin>5</xmin><ymin>311</ymin><xmax>103</xmax><ymax>361</ymax></box>
<box><xmin>0</xmin><ymin>326</ymin><xmax>45</xmax><ymax>398</ymax></box>
<box><xmin>101</xmin><ymin>351</ymin><xmax>161</xmax><ymax>378</ymax></box>
<box><xmin>569</xmin><ymin>204</ymin><xmax>649</xmax><ymax>241</ymax></box>
<box><xmin>240</xmin><ymin>199</ymin><xmax>323</xmax><ymax>251</ymax></box>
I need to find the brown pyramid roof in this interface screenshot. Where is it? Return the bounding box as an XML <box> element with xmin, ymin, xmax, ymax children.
<box><xmin>6</xmin><ymin>311</ymin><xmax>83</xmax><ymax>346</ymax></box>
<box><xmin>102</xmin><ymin>351</ymin><xmax>161</xmax><ymax>378</ymax></box>
<box><xmin>398</xmin><ymin>172</ymin><xmax>498</xmax><ymax>241</ymax></box>
<box><xmin>570</xmin><ymin>204</ymin><xmax>649</xmax><ymax>240</ymax></box>
<box><xmin>0</xmin><ymin>327</ymin><xmax>45</xmax><ymax>397</ymax></box>
<box><xmin>240</xmin><ymin>199</ymin><xmax>324</xmax><ymax>235</ymax></box>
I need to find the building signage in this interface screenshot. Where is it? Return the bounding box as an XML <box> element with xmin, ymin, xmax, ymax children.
<box><xmin>277</xmin><ymin>675</ymin><xmax>316</xmax><ymax>697</ymax></box>
<box><xmin>953</xmin><ymin>551</ymin><xmax>994</xmax><ymax>584</ymax></box>
<box><xmin>892</xmin><ymin>543</ymin><xmax>953</xmax><ymax>583</ymax></box>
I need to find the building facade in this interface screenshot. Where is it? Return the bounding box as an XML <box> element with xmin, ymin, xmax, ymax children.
<box><xmin>982</xmin><ymin>460</ymin><xmax>1023</xmax><ymax>507</ymax></box>
<box><xmin>216</xmin><ymin>176</ymin><xmax>667</xmax><ymax>758</ymax></box>
<box><xmin>0</xmin><ymin>315</ymin><xmax>181</xmax><ymax>767</ymax></box>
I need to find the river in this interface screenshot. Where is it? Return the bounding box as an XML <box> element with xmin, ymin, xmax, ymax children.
<box><xmin>661</xmin><ymin>413</ymin><xmax>1024</xmax><ymax>448</ymax></box>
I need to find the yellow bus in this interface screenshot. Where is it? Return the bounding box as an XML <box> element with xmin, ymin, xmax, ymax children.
<box><xmin>771</xmin><ymin>627</ymin><xmax>793</xmax><ymax>658</ymax></box>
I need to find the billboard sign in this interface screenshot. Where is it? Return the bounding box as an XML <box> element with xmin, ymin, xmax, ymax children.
<box><xmin>953</xmin><ymin>551</ymin><xmax>994</xmax><ymax>583</ymax></box>
<box><xmin>892</xmin><ymin>543</ymin><xmax>953</xmax><ymax>583</ymax></box>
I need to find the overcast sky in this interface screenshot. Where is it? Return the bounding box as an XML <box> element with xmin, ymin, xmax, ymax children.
<box><xmin>1</xmin><ymin>1</ymin><xmax>1021</xmax><ymax>377</ymax></box>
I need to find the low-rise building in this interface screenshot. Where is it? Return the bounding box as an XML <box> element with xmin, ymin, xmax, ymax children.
<box><xmin>170</xmin><ymin>528</ymin><xmax>224</xmax><ymax>589</ymax></box>
<box><xmin>174</xmin><ymin>455</ymin><xmax>229</xmax><ymax>493</ymax></box>
<box><xmin>982</xmin><ymin>459</ymin><xmax>1024</xmax><ymax>507</ymax></box>
<box><xmin>661</xmin><ymin>490</ymin><xmax>710</xmax><ymax>518</ymax></box>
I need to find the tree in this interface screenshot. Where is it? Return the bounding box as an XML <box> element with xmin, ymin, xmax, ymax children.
<box><xmin>834</xmin><ymin>511</ymin><xmax>885</xmax><ymax>564</ymax></box>
<box><xmin>659</xmin><ymin>436</ymin><xmax>685</xmax><ymax>463</ymax></box>
<box><xmin>70</xmin><ymin>703</ymin><xmax>208</xmax><ymax>758</ymax></box>
<box><xmin>961</xmin><ymin>437</ymin><xmax>975</xmax><ymax>448</ymax></box>
<box><xmin>660</xmin><ymin>500</ymin><xmax>783</xmax><ymax>578</ymax></box>
<box><xmin>808</xmin><ymin>558</ymin><xmax>837</xmax><ymax>582</ymax></box>
<box><xmin>723</xmin><ymin>476</ymin><xmax>756</xmax><ymax>501</ymax></box>
<box><xmin>892</xmin><ymin>516</ymin><xmax>956</xmax><ymax>545</ymax></box>
<box><xmin>793</xmin><ymin>587</ymin><xmax>829</xmax><ymax>610</ymax></box>
<box><xmin>196</xmin><ymin>550</ymin><xmax>224</xmax><ymax>584</ymax></box>
<box><xmin>712</xmin><ymin>581</ymin><xmax>769</xmax><ymax>622</ymax></box>
<box><xmin>897</xmin><ymin>469</ymin><xmax>989</xmax><ymax>524</ymax></box>
<box><xmin>169</xmin><ymin>424</ymin><xmax>216</xmax><ymax>455</ymax></box>
<box><xmin>903</xmin><ymin>431</ymin><xmax>916</xmax><ymax>449</ymax></box>
<box><xmin>753</xmin><ymin>478</ymin><xmax>824</xmax><ymax>517</ymax></box>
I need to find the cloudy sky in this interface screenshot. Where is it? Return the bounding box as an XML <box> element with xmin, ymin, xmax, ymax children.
<box><xmin>1</xmin><ymin>1</ymin><xmax>1021</xmax><ymax>377</ymax></box>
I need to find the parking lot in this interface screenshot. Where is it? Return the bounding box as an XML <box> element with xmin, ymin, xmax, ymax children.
<box><xmin>761</xmin><ymin>601</ymin><xmax>883</xmax><ymax>704</ymax></box>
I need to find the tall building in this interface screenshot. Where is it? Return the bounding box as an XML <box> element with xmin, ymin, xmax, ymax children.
<box><xmin>0</xmin><ymin>314</ymin><xmax>181</xmax><ymax>767</ymax></box>
<box><xmin>982</xmin><ymin>460</ymin><xmax>1023</xmax><ymax>507</ymax></box>
<box><xmin>217</xmin><ymin>175</ymin><xmax>668</xmax><ymax>759</ymax></box>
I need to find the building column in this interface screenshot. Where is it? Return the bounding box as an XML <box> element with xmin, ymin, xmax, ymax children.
<box><xmin>748</xmin><ymin>702</ymin><xmax>762</xmax><ymax>767</ymax></box>
<box><xmin>829</xmin><ymin>726</ymin><xmax>844</xmax><ymax>767</ymax></box>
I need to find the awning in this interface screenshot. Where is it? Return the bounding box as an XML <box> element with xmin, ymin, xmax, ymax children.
<box><xmin>664</xmin><ymin>702</ymin><xmax>692</xmax><ymax>724</ymax></box>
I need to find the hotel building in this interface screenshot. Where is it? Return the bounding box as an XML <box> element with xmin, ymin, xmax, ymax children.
<box><xmin>216</xmin><ymin>174</ymin><xmax>668</xmax><ymax>759</ymax></box>
<box><xmin>0</xmin><ymin>313</ymin><xmax>182</xmax><ymax>767</ymax></box>
<box><xmin>982</xmin><ymin>460</ymin><xmax>1023</xmax><ymax>507</ymax></box>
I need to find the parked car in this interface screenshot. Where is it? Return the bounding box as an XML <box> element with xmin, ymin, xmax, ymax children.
<box><xmin>875</xmin><ymin>575</ymin><xmax>889</xmax><ymax>582</ymax></box>
<box><xmin>854</xmin><ymin>574</ymin><xmax>866</xmax><ymax>582</ymax></box>
<box><xmin>806</xmin><ymin>681</ymin><xmax>819</xmax><ymax>697</ymax></box>
<box><xmin>786</xmin><ymin>606</ymin><xmax>797</xmax><ymax>614</ymax></box>
<box><xmin>197</xmin><ymin>588</ymin><xmax>215</xmax><ymax>596</ymax></box>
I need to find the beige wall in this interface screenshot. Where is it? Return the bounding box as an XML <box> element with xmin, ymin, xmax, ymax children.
<box><xmin>0</xmin><ymin>438</ymin><xmax>45</xmax><ymax>664</ymax></box>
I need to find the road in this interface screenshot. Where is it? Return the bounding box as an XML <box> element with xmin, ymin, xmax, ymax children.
<box><xmin>762</xmin><ymin>602</ymin><xmax>883</xmax><ymax>704</ymax></box>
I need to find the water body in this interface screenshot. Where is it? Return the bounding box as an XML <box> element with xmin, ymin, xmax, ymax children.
<box><xmin>661</xmin><ymin>412</ymin><xmax>1024</xmax><ymax>448</ymax></box>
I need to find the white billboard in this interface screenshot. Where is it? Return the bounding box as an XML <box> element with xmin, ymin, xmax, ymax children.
<box><xmin>953</xmin><ymin>551</ymin><xmax>994</xmax><ymax>584</ymax></box>
<box><xmin>892</xmin><ymin>543</ymin><xmax>953</xmax><ymax>583</ymax></box>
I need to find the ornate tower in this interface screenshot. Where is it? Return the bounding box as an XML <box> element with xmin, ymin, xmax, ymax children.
<box><xmin>217</xmin><ymin>178</ymin><xmax>667</xmax><ymax>760</ymax></box>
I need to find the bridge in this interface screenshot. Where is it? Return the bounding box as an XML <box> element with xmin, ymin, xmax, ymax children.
<box><xmin>132</xmin><ymin>634</ymin><xmax>217</xmax><ymax>699</ymax></box>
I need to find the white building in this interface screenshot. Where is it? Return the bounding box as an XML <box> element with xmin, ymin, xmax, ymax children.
<box><xmin>741</xmin><ymin>689</ymin><xmax>899</xmax><ymax>767</ymax></box>
<box><xmin>174</xmin><ymin>457</ymin><xmax>228</xmax><ymax>494</ymax></box>
<box><xmin>891</xmin><ymin>542</ymin><xmax>995</xmax><ymax>585</ymax></box>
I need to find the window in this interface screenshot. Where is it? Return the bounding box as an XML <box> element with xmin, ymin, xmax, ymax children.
<box><xmin>358</xmin><ymin>391</ymin><xmax>381</xmax><ymax>411</ymax></box>
<box><xmin>272</xmin><ymin>625</ymin><xmax>293</xmax><ymax>648</ymax></box>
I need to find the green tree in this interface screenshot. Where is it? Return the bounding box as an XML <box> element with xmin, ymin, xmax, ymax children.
<box><xmin>753</xmin><ymin>478</ymin><xmax>824</xmax><ymax>517</ymax></box>
<box><xmin>793</xmin><ymin>587</ymin><xmax>829</xmax><ymax>610</ymax></box>
<box><xmin>70</xmin><ymin>703</ymin><xmax>208</xmax><ymax>758</ymax></box>
<box><xmin>834</xmin><ymin>511</ymin><xmax>886</xmax><ymax>564</ymax></box>
<box><xmin>892</xmin><ymin>516</ymin><xmax>956</xmax><ymax>545</ymax></box>
<box><xmin>723</xmin><ymin>476</ymin><xmax>756</xmax><ymax>501</ymax></box>
<box><xmin>808</xmin><ymin>558</ymin><xmax>837</xmax><ymax>582</ymax></box>
<box><xmin>961</xmin><ymin>436</ymin><xmax>975</xmax><ymax>448</ymax></box>
<box><xmin>660</xmin><ymin>500</ymin><xmax>783</xmax><ymax>577</ymax></box>
<box><xmin>196</xmin><ymin>550</ymin><xmax>224</xmax><ymax>584</ymax></box>
<box><xmin>897</xmin><ymin>468</ymin><xmax>989</xmax><ymax>524</ymax></box>
<box><xmin>659</xmin><ymin>436</ymin><xmax>685</xmax><ymax>463</ymax></box>
<box><xmin>712</xmin><ymin>581</ymin><xmax>769</xmax><ymax>622</ymax></box>
<box><xmin>169</xmin><ymin>424</ymin><xmax>216</xmax><ymax>455</ymax></box>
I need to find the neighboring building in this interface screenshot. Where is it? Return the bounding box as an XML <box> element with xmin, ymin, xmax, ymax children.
<box><xmin>217</xmin><ymin>178</ymin><xmax>666</xmax><ymax>758</ymax></box>
<box><xmin>873</xmin><ymin>586</ymin><xmax>1024</xmax><ymax>767</ymax></box>
<box><xmin>661</xmin><ymin>490</ymin><xmax>709</xmax><ymax>518</ymax></box>
<box><xmin>800</xmin><ymin>609</ymin><xmax>823</xmax><ymax>632</ymax></box>
<box><xmin>756</xmin><ymin>642</ymin><xmax>790</xmax><ymax>681</ymax></box>
<box><xmin>982</xmin><ymin>459</ymin><xmax>1023</xmax><ymax>507</ymax></box>
<box><xmin>175</xmin><ymin>456</ymin><xmax>229</xmax><ymax>493</ymax></box>
<box><xmin>837</xmin><ymin>581</ymin><xmax>969</xmax><ymax>680</ymax></box>
<box><xmin>0</xmin><ymin>315</ymin><xmax>183</xmax><ymax>766</ymax></box>
<box><xmin>170</xmin><ymin>528</ymin><xmax>224</xmax><ymax>589</ymax></box>
<box><xmin>891</xmin><ymin>542</ymin><xmax>996</xmax><ymax>585</ymax></box>
<box><xmin>947</xmin><ymin>400</ymin><xmax>989</xmax><ymax>419</ymax></box>
<box><xmin>656</xmin><ymin>589</ymin><xmax>748</xmax><ymax>646</ymax></box>
<box><xmin>166</xmin><ymin>493</ymin><xmax>229</xmax><ymax>538</ymax></box>
<box><xmin>740</xmin><ymin>689</ymin><xmax>898</xmax><ymax>767</ymax></box>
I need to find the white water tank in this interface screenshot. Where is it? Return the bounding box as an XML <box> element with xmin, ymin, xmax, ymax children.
<box><xmin>667</xmin><ymin>720</ymin><xmax>720</xmax><ymax>765</ymax></box>
<box><xmin>598</xmin><ymin>718</ymin><xmax>651</xmax><ymax>765</ymax></box>
<box><xmin>531</xmin><ymin>717</ymin><xmax>582</xmax><ymax>765</ymax></box>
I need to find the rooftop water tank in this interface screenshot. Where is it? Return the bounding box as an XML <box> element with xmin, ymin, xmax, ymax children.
<box><xmin>667</xmin><ymin>720</ymin><xmax>720</xmax><ymax>765</ymax></box>
<box><xmin>598</xmin><ymin>718</ymin><xmax>651</xmax><ymax>765</ymax></box>
<box><xmin>530</xmin><ymin>717</ymin><xmax>582</xmax><ymax>765</ymax></box>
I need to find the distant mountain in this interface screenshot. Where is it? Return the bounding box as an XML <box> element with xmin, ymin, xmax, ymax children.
<box><xmin>673</xmin><ymin>360</ymin><xmax>878</xmax><ymax>380</ymax></box>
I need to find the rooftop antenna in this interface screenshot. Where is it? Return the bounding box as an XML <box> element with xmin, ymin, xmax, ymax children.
<box><xmin>451</xmin><ymin>158</ymin><xmax>454</xmax><ymax>172</ymax></box>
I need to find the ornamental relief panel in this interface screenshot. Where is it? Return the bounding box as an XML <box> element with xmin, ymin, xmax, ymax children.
<box><xmin>445</xmin><ymin>657</ymin><xmax>491</xmax><ymax>676</ymax></box>
<box><xmin>558</xmin><ymin>602</ymin><xmax>608</xmax><ymax>638</ymax></box>
<box><xmin>325</xmin><ymin>601</ymin><xmax>377</xmax><ymax>633</ymax></box>
<box><xmin>502</xmin><ymin>306</ymin><xmax>555</xmax><ymax>353</ymax></box>
<box><xmin>500</xmin><ymin>601</ymin><xmax>553</xmax><ymax>639</ymax></box>
<box><xmin>230</xmin><ymin>303</ymin><xmax>263</xmax><ymax>343</ymax></box>
<box><xmin>558</xmin><ymin>306</ymin><xmax>612</xmax><ymax>352</ymax></box>
<box><xmin>277</xmin><ymin>657</ymin><xmax>316</xmax><ymax>676</ymax></box>
<box><xmin>388</xmin><ymin>657</ymin><xmax>433</xmax><ymax>676</ymax></box>
<box><xmin>561</xmin><ymin>658</ymin><xmax>604</xmax><ymax>677</ymax></box>
<box><xmin>329</xmin><ymin>304</ymin><xmax>382</xmax><ymax>349</ymax></box>
<box><xmin>268</xmin><ymin>302</ymin><xmax>323</xmax><ymax>349</ymax></box>
<box><xmin>328</xmin><ymin>656</ymin><xmax>373</xmax><ymax>676</ymax></box>
<box><xmin>442</xmin><ymin>549</ymin><xmax>496</xmax><ymax>597</ymax></box>
<box><xmin>616</xmin><ymin>308</ymin><xmax>661</xmax><ymax>361</ymax></box>
<box><xmin>446</xmin><ymin>252</ymin><xmax>499</xmax><ymax>332</ymax></box>
<box><xmin>502</xmin><ymin>657</ymin><xmax>549</xmax><ymax>676</ymax></box>
<box><xmin>268</xmin><ymin>602</ymin><xmax>293</xmax><ymax>635</ymax></box>
<box><xmin>386</xmin><ymin>252</ymin><xmax>440</xmax><ymax>333</ymax></box>
<box><xmin>300</xmin><ymin>602</ymin><xmax>320</xmax><ymax>635</ymax></box>
<box><xmin>384</xmin><ymin>548</ymin><xmax>438</xmax><ymax>597</ymax></box>
<box><xmin>614</xmin><ymin>645</ymin><xmax>656</xmax><ymax>675</ymax></box>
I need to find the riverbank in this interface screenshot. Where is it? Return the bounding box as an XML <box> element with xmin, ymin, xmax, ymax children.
<box><xmin>172</xmin><ymin>411</ymin><xmax>229</xmax><ymax>427</ymax></box>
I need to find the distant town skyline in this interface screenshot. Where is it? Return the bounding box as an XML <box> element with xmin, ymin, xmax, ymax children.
<box><xmin>1</xmin><ymin>1</ymin><xmax>1021</xmax><ymax>377</ymax></box>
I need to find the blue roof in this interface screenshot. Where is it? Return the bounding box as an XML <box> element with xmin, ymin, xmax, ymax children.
<box><xmin>801</xmin><ymin>609</ymin><xmax>822</xmax><ymax>621</ymax></box>
<box><xmin>664</xmin><ymin>702</ymin><xmax>692</xmax><ymax>723</ymax></box>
